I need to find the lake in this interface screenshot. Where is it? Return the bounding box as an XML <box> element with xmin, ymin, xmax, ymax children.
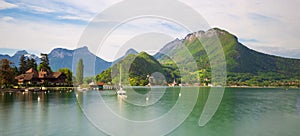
<box><xmin>1</xmin><ymin>87</ymin><xmax>300</xmax><ymax>136</ymax></box>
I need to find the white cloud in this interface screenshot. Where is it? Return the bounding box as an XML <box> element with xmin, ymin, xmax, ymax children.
<box><xmin>52</xmin><ymin>0</ymin><xmax>121</xmax><ymax>22</ymax></box>
<box><xmin>97</xmin><ymin>18</ymin><xmax>189</xmax><ymax>61</ymax></box>
<box><xmin>1</xmin><ymin>16</ymin><xmax>14</xmax><ymax>22</ymax></box>
<box><xmin>52</xmin><ymin>0</ymin><xmax>121</xmax><ymax>14</ymax></box>
<box><xmin>1</xmin><ymin>0</ymin><xmax>300</xmax><ymax>60</ymax></box>
<box><xmin>58</xmin><ymin>15</ymin><xmax>91</xmax><ymax>22</ymax></box>
<box><xmin>0</xmin><ymin>18</ymin><xmax>84</xmax><ymax>54</ymax></box>
<box><xmin>178</xmin><ymin>0</ymin><xmax>300</xmax><ymax>56</ymax></box>
<box><xmin>27</xmin><ymin>5</ymin><xmax>55</xmax><ymax>13</ymax></box>
<box><xmin>0</xmin><ymin>0</ymin><xmax>17</xmax><ymax>10</ymax></box>
<box><xmin>11</xmin><ymin>0</ymin><xmax>121</xmax><ymax>22</ymax></box>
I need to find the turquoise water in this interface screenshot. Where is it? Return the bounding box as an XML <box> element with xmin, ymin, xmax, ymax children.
<box><xmin>0</xmin><ymin>87</ymin><xmax>300</xmax><ymax>136</ymax></box>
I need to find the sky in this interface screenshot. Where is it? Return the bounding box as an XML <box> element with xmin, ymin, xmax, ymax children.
<box><xmin>0</xmin><ymin>0</ymin><xmax>299</xmax><ymax>61</ymax></box>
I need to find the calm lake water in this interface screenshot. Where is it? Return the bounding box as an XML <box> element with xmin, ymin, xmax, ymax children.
<box><xmin>1</xmin><ymin>87</ymin><xmax>300</xmax><ymax>136</ymax></box>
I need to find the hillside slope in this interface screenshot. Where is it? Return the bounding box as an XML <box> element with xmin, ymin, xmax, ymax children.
<box><xmin>97</xmin><ymin>52</ymin><xmax>168</xmax><ymax>86</ymax></box>
<box><xmin>155</xmin><ymin>28</ymin><xmax>300</xmax><ymax>79</ymax></box>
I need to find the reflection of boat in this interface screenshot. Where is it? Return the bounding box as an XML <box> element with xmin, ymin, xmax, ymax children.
<box><xmin>117</xmin><ymin>64</ymin><xmax>126</xmax><ymax>96</ymax></box>
<box><xmin>117</xmin><ymin>88</ymin><xmax>126</xmax><ymax>95</ymax></box>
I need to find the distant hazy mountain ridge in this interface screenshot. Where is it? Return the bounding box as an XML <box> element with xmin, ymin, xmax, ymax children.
<box><xmin>0</xmin><ymin>50</ymin><xmax>40</xmax><ymax>66</ymax></box>
<box><xmin>0</xmin><ymin>46</ymin><xmax>112</xmax><ymax>77</ymax></box>
<box><xmin>49</xmin><ymin>46</ymin><xmax>111</xmax><ymax>77</ymax></box>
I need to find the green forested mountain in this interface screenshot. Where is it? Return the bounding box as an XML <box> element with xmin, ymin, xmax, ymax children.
<box><xmin>97</xmin><ymin>52</ymin><xmax>170</xmax><ymax>86</ymax></box>
<box><xmin>155</xmin><ymin>28</ymin><xmax>300</xmax><ymax>86</ymax></box>
<box><xmin>97</xmin><ymin>28</ymin><xmax>300</xmax><ymax>87</ymax></box>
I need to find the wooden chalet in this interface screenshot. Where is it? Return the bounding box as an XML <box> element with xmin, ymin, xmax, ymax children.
<box><xmin>15</xmin><ymin>68</ymin><xmax>67</xmax><ymax>86</ymax></box>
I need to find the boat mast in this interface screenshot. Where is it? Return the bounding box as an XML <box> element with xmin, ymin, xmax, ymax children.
<box><xmin>119</xmin><ymin>64</ymin><xmax>122</xmax><ymax>87</ymax></box>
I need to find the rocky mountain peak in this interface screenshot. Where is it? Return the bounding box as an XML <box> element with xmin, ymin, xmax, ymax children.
<box><xmin>14</xmin><ymin>50</ymin><xmax>28</xmax><ymax>56</ymax></box>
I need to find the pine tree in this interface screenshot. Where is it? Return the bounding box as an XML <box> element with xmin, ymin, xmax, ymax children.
<box><xmin>76</xmin><ymin>59</ymin><xmax>84</xmax><ymax>84</ymax></box>
<box><xmin>27</xmin><ymin>58</ymin><xmax>37</xmax><ymax>70</ymax></box>
<box><xmin>13</xmin><ymin>66</ymin><xmax>19</xmax><ymax>75</ymax></box>
<box><xmin>0</xmin><ymin>59</ymin><xmax>15</xmax><ymax>88</ymax></box>
<box><xmin>19</xmin><ymin>55</ymin><xmax>27</xmax><ymax>74</ymax></box>
<box><xmin>38</xmin><ymin>53</ymin><xmax>51</xmax><ymax>73</ymax></box>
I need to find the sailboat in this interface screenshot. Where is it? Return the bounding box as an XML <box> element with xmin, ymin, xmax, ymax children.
<box><xmin>117</xmin><ymin>64</ymin><xmax>126</xmax><ymax>95</ymax></box>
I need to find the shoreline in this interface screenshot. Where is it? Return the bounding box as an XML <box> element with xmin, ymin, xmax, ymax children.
<box><xmin>0</xmin><ymin>87</ymin><xmax>76</xmax><ymax>93</ymax></box>
<box><xmin>0</xmin><ymin>86</ymin><xmax>298</xmax><ymax>93</ymax></box>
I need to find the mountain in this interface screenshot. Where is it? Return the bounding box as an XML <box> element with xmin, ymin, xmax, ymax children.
<box><xmin>48</xmin><ymin>46</ymin><xmax>111</xmax><ymax>77</ymax></box>
<box><xmin>112</xmin><ymin>48</ymin><xmax>139</xmax><ymax>65</ymax></box>
<box><xmin>2</xmin><ymin>28</ymin><xmax>300</xmax><ymax>86</ymax></box>
<box><xmin>125</xmin><ymin>48</ymin><xmax>139</xmax><ymax>55</ymax></box>
<box><xmin>0</xmin><ymin>50</ymin><xmax>40</xmax><ymax>67</ymax></box>
<box><xmin>154</xmin><ymin>38</ymin><xmax>183</xmax><ymax>59</ymax></box>
<box><xmin>97</xmin><ymin>52</ymin><xmax>167</xmax><ymax>86</ymax></box>
<box><xmin>0</xmin><ymin>46</ymin><xmax>111</xmax><ymax>77</ymax></box>
<box><xmin>154</xmin><ymin>28</ymin><xmax>300</xmax><ymax>86</ymax></box>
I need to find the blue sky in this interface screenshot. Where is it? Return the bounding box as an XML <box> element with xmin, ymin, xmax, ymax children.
<box><xmin>0</xmin><ymin>0</ymin><xmax>300</xmax><ymax>61</ymax></box>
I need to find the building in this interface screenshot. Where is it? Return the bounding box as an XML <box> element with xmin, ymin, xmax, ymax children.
<box><xmin>97</xmin><ymin>82</ymin><xmax>104</xmax><ymax>90</ymax></box>
<box><xmin>15</xmin><ymin>68</ymin><xmax>67</xmax><ymax>86</ymax></box>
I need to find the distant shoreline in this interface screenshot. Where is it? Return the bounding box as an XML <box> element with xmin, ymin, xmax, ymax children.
<box><xmin>0</xmin><ymin>87</ymin><xmax>76</xmax><ymax>93</ymax></box>
<box><xmin>224</xmin><ymin>86</ymin><xmax>299</xmax><ymax>89</ymax></box>
<box><xmin>0</xmin><ymin>85</ymin><xmax>298</xmax><ymax>93</ymax></box>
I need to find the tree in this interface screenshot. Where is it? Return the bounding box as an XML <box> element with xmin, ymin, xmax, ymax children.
<box><xmin>19</xmin><ymin>55</ymin><xmax>27</xmax><ymax>74</ymax></box>
<box><xmin>58</xmin><ymin>68</ymin><xmax>73</xmax><ymax>85</ymax></box>
<box><xmin>38</xmin><ymin>53</ymin><xmax>51</xmax><ymax>72</ymax></box>
<box><xmin>84</xmin><ymin>76</ymin><xmax>95</xmax><ymax>84</ymax></box>
<box><xmin>96</xmin><ymin>68</ymin><xmax>112</xmax><ymax>83</ymax></box>
<box><xmin>27</xmin><ymin>58</ymin><xmax>37</xmax><ymax>70</ymax></box>
<box><xmin>0</xmin><ymin>59</ymin><xmax>16</xmax><ymax>88</ymax></box>
<box><xmin>19</xmin><ymin>55</ymin><xmax>37</xmax><ymax>74</ymax></box>
<box><xmin>76</xmin><ymin>59</ymin><xmax>84</xmax><ymax>84</ymax></box>
<box><xmin>13</xmin><ymin>66</ymin><xmax>19</xmax><ymax>75</ymax></box>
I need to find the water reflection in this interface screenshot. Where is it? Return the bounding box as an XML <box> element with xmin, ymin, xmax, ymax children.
<box><xmin>117</xmin><ymin>95</ymin><xmax>125</xmax><ymax>113</ymax></box>
<box><xmin>1</xmin><ymin>88</ymin><xmax>300</xmax><ymax>136</ymax></box>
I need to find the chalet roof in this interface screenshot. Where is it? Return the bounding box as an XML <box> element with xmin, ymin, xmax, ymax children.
<box><xmin>52</xmin><ymin>72</ymin><xmax>63</xmax><ymax>78</ymax></box>
<box><xmin>15</xmin><ymin>68</ymin><xmax>38</xmax><ymax>81</ymax></box>
<box><xmin>15</xmin><ymin>69</ymin><xmax>65</xmax><ymax>81</ymax></box>
<box><xmin>26</xmin><ymin>68</ymin><xmax>38</xmax><ymax>75</ymax></box>
<box><xmin>15</xmin><ymin>73</ymin><xmax>35</xmax><ymax>81</ymax></box>
<box><xmin>97</xmin><ymin>82</ymin><xmax>104</xmax><ymax>86</ymax></box>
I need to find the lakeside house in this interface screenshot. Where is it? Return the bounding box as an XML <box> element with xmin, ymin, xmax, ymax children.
<box><xmin>15</xmin><ymin>68</ymin><xmax>67</xmax><ymax>86</ymax></box>
<box><xmin>97</xmin><ymin>82</ymin><xmax>104</xmax><ymax>90</ymax></box>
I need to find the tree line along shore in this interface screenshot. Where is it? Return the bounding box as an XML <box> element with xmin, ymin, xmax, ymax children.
<box><xmin>0</xmin><ymin>53</ymin><xmax>83</xmax><ymax>92</ymax></box>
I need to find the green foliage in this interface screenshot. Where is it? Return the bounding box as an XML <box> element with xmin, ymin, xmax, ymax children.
<box><xmin>227</xmin><ymin>72</ymin><xmax>299</xmax><ymax>87</ymax></box>
<box><xmin>97</xmin><ymin>52</ymin><xmax>168</xmax><ymax>86</ymax></box>
<box><xmin>38</xmin><ymin>53</ymin><xmax>51</xmax><ymax>72</ymax></box>
<box><xmin>19</xmin><ymin>55</ymin><xmax>27</xmax><ymax>74</ymax></box>
<box><xmin>58</xmin><ymin>68</ymin><xmax>73</xmax><ymax>85</ymax></box>
<box><xmin>158</xmin><ymin>28</ymin><xmax>300</xmax><ymax>86</ymax></box>
<box><xmin>76</xmin><ymin>58</ymin><xmax>84</xmax><ymax>84</ymax></box>
<box><xmin>97</xmin><ymin>28</ymin><xmax>300</xmax><ymax>87</ymax></box>
<box><xmin>126</xmin><ymin>52</ymin><xmax>165</xmax><ymax>86</ymax></box>
<box><xmin>96</xmin><ymin>68</ymin><xmax>112</xmax><ymax>83</ymax></box>
<box><xmin>19</xmin><ymin>55</ymin><xmax>38</xmax><ymax>74</ymax></box>
<box><xmin>13</xmin><ymin>66</ymin><xmax>19</xmax><ymax>75</ymax></box>
<box><xmin>84</xmin><ymin>76</ymin><xmax>95</xmax><ymax>84</ymax></box>
<box><xmin>27</xmin><ymin>58</ymin><xmax>37</xmax><ymax>71</ymax></box>
<box><xmin>0</xmin><ymin>59</ymin><xmax>16</xmax><ymax>88</ymax></box>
